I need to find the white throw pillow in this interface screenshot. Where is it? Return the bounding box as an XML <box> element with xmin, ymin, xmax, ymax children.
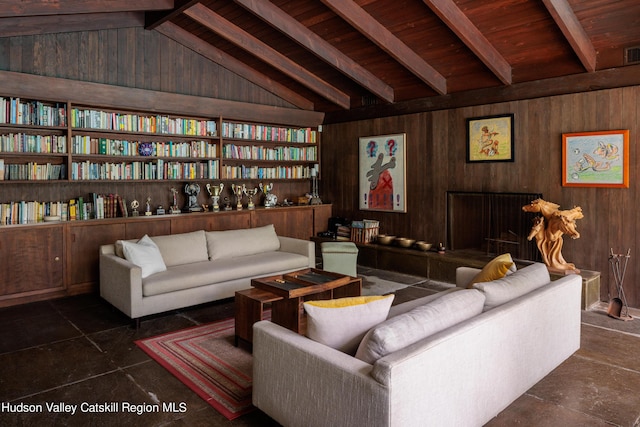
<box><xmin>303</xmin><ymin>295</ymin><xmax>395</xmax><ymax>355</ymax></box>
<box><xmin>355</xmin><ymin>289</ymin><xmax>485</xmax><ymax>364</ymax></box>
<box><xmin>472</xmin><ymin>262</ymin><xmax>550</xmax><ymax>310</ymax></box>
<box><xmin>121</xmin><ymin>235</ymin><xmax>167</xmax><ymax>279</ymax></box>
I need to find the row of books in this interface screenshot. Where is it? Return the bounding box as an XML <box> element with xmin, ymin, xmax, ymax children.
<box><xmin>0</xmin><ymin>194</ymin><xmax>127</xmax><ymax>225</ymax></box>
<box><xmin>221</xmin><ymin>165</ymin><xmax>311</xmax><ymax>180</ymax></box>
<box><xmin>222</xmin><ymin>144</ymin><xmax>317</xmax><ymax>161</ymax></box>
<box><xmin>0</xmin><ymin>133</ymin><xmax>67</xmax><ymax>153</ymax></box>
<box><xmin>70</xmin><ymin>159</ymin><xmax>219</xmax><ymax>180</ymax></box>
<box><xmin>0</xmin><ymin>160</ymin><xmax>66</xmax><ymax>180</ymax></box>
<box><xmin>221</xmin><ymin>122</ymin><xmax>317</xmax><ymax>143</ymax></box>
<box><xmin>70</xmin><ymin>108</ymin><xmax>217</xmax><ymax>137</ymax></box>
<box><xmin>71</xmin><ymin>136</ymin><xmax>217</xmax><ymax>158</ymax></box>
<box><xmin>0</xmin><ymin>97</ymin><xmax>67</xmax><ymax>127</ymax></box>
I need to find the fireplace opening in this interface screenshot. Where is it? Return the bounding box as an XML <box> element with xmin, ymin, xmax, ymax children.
<box><xmin>446</xmin><ymin>191</ymin><xmax>543</xmax><ymax>261</ymax></box>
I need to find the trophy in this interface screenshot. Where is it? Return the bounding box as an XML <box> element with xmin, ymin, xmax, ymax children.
<box><xmin>260</xmin><ymin>182</ymin><xmax>277</xmax><ymax>208</ymax></box>
<box><xmin>245</xmin><ymin>186</ymin><xmax>260</xmax><ymax>210</ymax></box>
<box><xmin>131</xmin><ymin>199</ymin><xmax>140</xmax><ymax>216</ymax></box>
<box><xmin>169</xmin><ymin>188</ymin><xmax>181</xmax><ymax>214</ymax></box>
<box><xmin>231</xmin><ymin>183</ymin><xmax>245</xmax><ymax>210</ymax></box>
<box><xmin>145</xmin><ymin>196</ymin><xmax>152</xmax><ymax>216</ymax></box>
<box><xmin>206</xmin><ymin>183</ymin><xmax>224</xmax><ymax>212</ymax></box>
<box><xmin>309</xmin><ymin>167</ymin><xmax>322</xmax><ymax>205</ymax></box>
<box><xmin>223</xmin><ymin>196</ymin><xmax>232</xmax><ymax>211</ymax></box>
<box><xmin>184</xmin><ymin>183</ymin><xmax>203</xmax><ymax>212</ymax></box>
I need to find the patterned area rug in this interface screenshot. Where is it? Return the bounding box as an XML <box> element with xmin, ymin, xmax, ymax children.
<box><xmin>135</xmin><ymin>317</ymin><xmax>257</xmax><ymax>420</ymax></box>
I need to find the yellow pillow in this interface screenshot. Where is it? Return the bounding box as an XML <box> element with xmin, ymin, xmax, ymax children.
<box><xmin>467</xmin><ymin>253</ymin><xmax>515</xmax><ymax>288</ymax></box>
<box><xmin>305</xmin><ymin>295</ymin><xmax>390</xmax><ymax>308</ymax></box>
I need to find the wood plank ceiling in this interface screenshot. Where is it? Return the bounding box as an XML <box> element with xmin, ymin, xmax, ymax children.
<box><xmin>1</xmin><ymin>0</ymin><xmax>639</xmax><ymax>122</ymax></box>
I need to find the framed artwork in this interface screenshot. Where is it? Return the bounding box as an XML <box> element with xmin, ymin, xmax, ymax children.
<box><xmin>358</xmin><ymin>133</ymin><xmax>406</xmax><ymax>212</ymax></box>
<box><xmin>562</xmin><ymin>130</ymin><xmax>629</xmax><ymax>188</ymax></box>
<box><xmin>466</xmin><ymin>114</ymin><xmax>514</xmax><ymax>162</ymax></box>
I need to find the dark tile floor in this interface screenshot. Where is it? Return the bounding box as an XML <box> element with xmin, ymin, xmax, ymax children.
<box><xmin>1</xmin><ymin>267</ymin><xmax>640</xmax><ymax>426</ymax></box>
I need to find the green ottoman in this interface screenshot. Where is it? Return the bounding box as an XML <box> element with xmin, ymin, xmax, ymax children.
<box><xmin>321</xmin><ymin>242</ymin><xmax>359</xmax><ymax>277</ymax></box>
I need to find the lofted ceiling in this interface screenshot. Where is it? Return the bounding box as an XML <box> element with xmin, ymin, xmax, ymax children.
<box><xmin>1</xmin><ymin>0</ymin><xmax>640</xmax><ymax>121</ymax></box>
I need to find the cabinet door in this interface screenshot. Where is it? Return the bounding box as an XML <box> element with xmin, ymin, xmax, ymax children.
<box><xmin>312</xmin><ymin>204</ymin><xmax>333</xmax><ymax>235</ymax></box>
<box><xmin>253</xmin><ymin>208</ymin><xmax>313</xmax><ymax>239</ymax></box>
<box><xmin>0</xmin><ymin>226</ymin><xmax>64</xmax><ymax>303</ymax></box>
<box><xmin>67</xmin><ymin>222</ymin><xmax>126</xmax><ymax>291</ymax></box>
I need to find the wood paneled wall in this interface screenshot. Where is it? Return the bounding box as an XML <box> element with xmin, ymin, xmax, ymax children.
<box><xmin>0</xmin><ymin>27</ymin><xmax>292</xmax><ymax>108</ymax></box>
<box><xmin>322</xmin><ymin>86</ymin><xmax>640</xmax><ymax>307</ymax></box>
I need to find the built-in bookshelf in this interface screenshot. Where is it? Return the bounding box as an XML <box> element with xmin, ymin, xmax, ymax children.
<box><xmin>0</xmin><ymin>95</ymin><xmax>321</xmax><ymax>226</ymax></box>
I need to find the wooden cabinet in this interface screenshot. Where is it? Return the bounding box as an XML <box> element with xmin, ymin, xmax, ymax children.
<box><xmin>0</xmin><ymin>226</ymin><xmax>64</xmax><ymax>307</ymax></box>
<box><xmin>66</xmin><ymin>222</ymin><xmax>126</xmax><ymax>293</ymax></box>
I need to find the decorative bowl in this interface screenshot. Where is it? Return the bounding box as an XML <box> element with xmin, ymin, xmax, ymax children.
<box><xmin>376</xmin><ymin>234</ymin><xmax>395</xmax><ymax>245</ymax></box>
<box><xmin>414</xmin><ymin>241</ymin><xmax>433</xmax><ymax>251</ymax></box>
<box><xmin>395</xmin><ymin>237</ymin><xmax>416</xmax><ymax>248</ymax></box>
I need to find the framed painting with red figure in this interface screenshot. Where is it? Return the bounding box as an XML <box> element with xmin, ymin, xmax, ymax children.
<box><xmin>466</xmin><ymin>114</ymin><xmax>514</xmax><ymax>163</ymax></box>
<box><xmin>358</xmin><ymin>133</ymin><xmax>406</xmax><ymax>213</ymax></box>
<box><xmin>562</xmin><ymin>129</ymin><xmax>629</xmax><ymax>188</ymax></box>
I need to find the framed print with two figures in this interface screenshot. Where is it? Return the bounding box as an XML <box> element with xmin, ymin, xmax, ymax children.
<box><xmin>358</xmin><ymin>134</ymin><xmax>406</xmax><ymax>212</ymax></box>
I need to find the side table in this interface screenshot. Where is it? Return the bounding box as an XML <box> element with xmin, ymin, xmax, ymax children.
<box><xmin>234</xmin><ymin>288</ymin><xmax>282</xmax><ymax>346</ymax></box>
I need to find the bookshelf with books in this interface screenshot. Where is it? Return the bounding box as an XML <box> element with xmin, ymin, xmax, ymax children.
<box><xmin>220</xmin><ymin>120</ymin><xmax>319</xmax><ymax>181</ymax></box>
<box><xmin>0</xmin><ymin>96</ymin><xmax>69</xmax><ymax>183</ymax></box>
<box><xmin>69</xmin><ymin>105</ymin><xmax>220</xmax><ymax>183</ymax></box>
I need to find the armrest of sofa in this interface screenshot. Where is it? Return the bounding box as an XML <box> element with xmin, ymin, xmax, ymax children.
<box><xmin>99</xmin><ymin>245</ymin><xmax>143</xmax><ymax>319</ymax></box>
<box><xmin>456</xmin><ymin>266</ymin><xmax>480</xmax><ymax>287</ymax></box>
<box><xmin>252</xmin><ymin>321</ymin><xmax>389</xmax><ymax>427</ymax></box>
<box><xmin>277</xmin><ymin>236</ymin><xmax>315</xmax><ymax>267</ymax></box>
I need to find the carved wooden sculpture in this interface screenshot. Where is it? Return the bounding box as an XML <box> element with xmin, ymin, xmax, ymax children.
<box><xmin>522</xmin><ymin>199</ymin><xmax>583</xmax><ymax>273</ymax></box>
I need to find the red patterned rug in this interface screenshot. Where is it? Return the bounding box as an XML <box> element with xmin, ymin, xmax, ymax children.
<box><xmin>135</xmin><ymin>316</ymin><xmax>257</xmax><ymax>420</ymax></box>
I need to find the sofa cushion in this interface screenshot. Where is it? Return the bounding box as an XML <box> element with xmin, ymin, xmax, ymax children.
<box><xmin>150</xmin><ymin>230</ymin><xmax>209</xmax><ymax>267</ymax></box>
<box><xmin>355</xmin><ymin>289</ymin><xmax>485</xmax><ymax>364</ymax></box>
<box><xmin>387</xmin><ymin>287</ymin><xmax>463</xmax><ymax>319</ymax></box>
<box><xmin>303</xmin><ymin>295</ymin><xmax>395</xmax><ymax>355</ymax></box>
<box><xmin>467</xmin><ymin>253</ymin><xmax>516</xmax><ymax>288</ymax></box>
<box><xmin>206</xmin><ymin>224</ymin><xmax>280</xmax><ymax>261</ymax></box>
<box><xmin>472</xmin><ymin>262</ymin><xmax>550</xmax><ymax>310</ymax></box>
<box><xmin>141</xmin><ymin>251</ymin><xmax>311</xmax><ymax>296</ymax></box>
<box><xmin>121</xmin><ymin>235</ymin><xmax>167</xmax><ymax>279</ymax></box>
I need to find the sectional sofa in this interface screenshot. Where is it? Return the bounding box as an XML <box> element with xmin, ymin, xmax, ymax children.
<box><xmin>99</xmin><ymin>224</ymin><xmax>314</xmax><ymax>325</ymax></box>
<box><xmin>252</xmin><ymin>262</ymin><xmax>582</xmax><ymax>427</ymax></box>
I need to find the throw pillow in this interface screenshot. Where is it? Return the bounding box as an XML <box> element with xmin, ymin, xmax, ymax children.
<box><xmin>303</xmin><ymin>295</ymin><xmax>395</xmax><ymax>355</ymax></box>
<box><xmin>206</xmin><ymin>224</ymin><xmax>281</xmax><ymax>260</ymax></box>
<box><xmin>467</xmin><ymin>253</ymin><xmax>516</xmax><ymax>288</ymax></box>
<box><xmin>121</xmin><ymin>234</ymin><xmax>167</xmax><ymax>279</ymax></box>
<box><xmin>472</xmin><ymin>262</ymin><xmax>550</xmax><ymax>310</ymax></box>
<box><xmin>355</xmin><ymin>289</ymin><xmax>485</xmax><ymax>364</ymax></box>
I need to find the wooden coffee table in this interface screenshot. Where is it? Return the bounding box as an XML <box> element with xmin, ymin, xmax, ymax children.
<box><xmin>234</xmin><ymin>268</ymin><xmax>362</xmax><ymax>346</ymax></box>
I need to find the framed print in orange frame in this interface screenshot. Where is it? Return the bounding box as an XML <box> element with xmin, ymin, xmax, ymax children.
<box><xmin>562</xmin><ymin>130</ymin><xmax>629</xmax><ymax>188</ymax></box>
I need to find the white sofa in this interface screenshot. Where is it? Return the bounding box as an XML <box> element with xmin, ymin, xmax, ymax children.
<box><xmin>252</xmin><ymin>262</ymin><xmax>582</xmax><ymax>427</ymax></box>
<box><xmin>99</xmin><ymin>224</ymin><xmax>314</xmax><ymax>324</ymax></box>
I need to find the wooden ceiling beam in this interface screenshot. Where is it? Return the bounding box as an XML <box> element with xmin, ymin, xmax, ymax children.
<box><xmin>234</xmin><ymin>0</ymin><xmax>394</xmax><ymax>103</ymax></box>
<box><xmin>155</xmin><ymin>22</ymin><xmax>314</xmax><ymax>110</ymax></box>
<box><xmin>422</xmin><ymin>0</ymin><xmax>512</xmax><ymax>85</ymax></box>
<box><xmin>184</xmin><ymin>3</ymin><xmax>351</xmax><ymax>109</ymax></box>
<box><xmin>321</xmin><ymin>0</ymin><xmax>447</xmax><ymax>95</ymax></box>
<box><xmin>541</xmin><ymin>0</ymin><xmax>596</xmax><ymax>72</ymax></box>
<box><xmin>0</xmin><ymin>0</ymin><xmax>172</xmax><ymax>18</ymax></box>
<box><xmin>145</xmin><ymin>0</ymin><xmax>200</xmax><ymax>31</ymax></box>
<box><xmin>0</xmin><ymin>12</ymin><xmax>143</xmax><ymax>37</ymax></box>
